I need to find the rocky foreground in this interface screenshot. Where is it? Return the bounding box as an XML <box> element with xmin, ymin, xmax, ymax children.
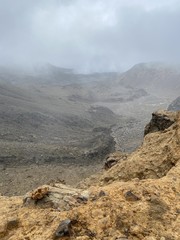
<box><xmin>0</xmin><ymin>110</ymin><xmax>180</xmax><ymax>240</ymax></box>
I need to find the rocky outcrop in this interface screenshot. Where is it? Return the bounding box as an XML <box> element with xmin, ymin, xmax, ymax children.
<box><xmin>144</xmin><ymin>110</ymin><xmax>176</xmax><ymax>136</ymax></box>
<box><xmin>168</xmin><ymin>96</ymin><xmax>180</xmax><ymax>111</ymax></box>
<box><xmin>0</xmin><ymin>110</ymin><xmax>179</xmax><ymax>240</ymax></box>
<box><xmin>23</xmin><ymin>184</ymin><xmax>90</xmax><ymax>210</ymax></box>
<box><xmin>104</xmin><ymin>151</ymin><xmax>128</xmax><ymax>170</ymax></box>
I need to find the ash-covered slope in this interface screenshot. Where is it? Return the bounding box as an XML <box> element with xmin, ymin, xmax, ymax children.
<box><xmin>119</xmin><ymin>63</ymin><xmax>180</xmax><ymax>97</ymax></box>
<box><xmin>0</xmin><ymin>69</ymin><xmax>122</xmax><ymax>195</ymax></box>
<box><xmin>0</xmin><ymin>63</ymin><xmax>160</xmax><ymax>167</ymax></box>
<box><xmin>0</xmin><ymin>72</ymin><xmax>119</xmax><ymax>155</ymax></box>
<box><xmin>168</xmin><ymin>96</ymin><xmax>180</xmax><ymax>111</ymax></box>
<box><xmin>0</xmin><ymin>110</ymin><xmax>179</xmax><ymax>240</ymax></box>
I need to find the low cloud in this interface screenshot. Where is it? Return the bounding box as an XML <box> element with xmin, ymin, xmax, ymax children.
<box><xmin>0</xmin><ymin>0</ymin><xmax>180</xmax><ymax>72</ymax></box>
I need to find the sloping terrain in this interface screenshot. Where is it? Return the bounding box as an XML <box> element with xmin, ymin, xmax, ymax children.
<box><xmin>119</xmin><ymin>63</ymin><xmax>180</xmax><ymax>98</ymax></box>
<box><xmin>168</xmin><ymin>96</ymin><xmax>180</xmax><ymax>111</ymax></box>
<box><xmin>0</xmin><ymin>80</ymin><xmax>119</xmax><ymax>195</ymax></box>
<box><xmin>0</xmin><ymin>65</ymin><xmax>149</xmax><ymax>147</ymax></box>
<box><xmin>0</xmin><ymin>68</ymin><xmax>143</xmax><ymax>195</ymax></box>
<box><xmin>0</xmin><ymin>110</ymin><xmax>179</xmax><ymax>240</ymax></box>
<box><xmin>0</xmin><ymin>63</ymin><xmax>179</xmax><ymax>196</ymax></box>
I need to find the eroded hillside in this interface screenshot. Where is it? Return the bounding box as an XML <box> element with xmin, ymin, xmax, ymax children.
<box><xmin>1</xmin><ymin>64</ymin><xmax>172</xmax><ymax>196</ymax></box>
<box><xmin>0</xmin><ymin>110</ymin><xmax>179</xmax><ymax>240</ymax></box>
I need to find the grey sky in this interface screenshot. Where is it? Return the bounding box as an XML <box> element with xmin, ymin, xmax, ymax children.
<box><xmin>0</xmin><ymin>0</ymin><xmax>180</xmax><ymax>72</ymax></box>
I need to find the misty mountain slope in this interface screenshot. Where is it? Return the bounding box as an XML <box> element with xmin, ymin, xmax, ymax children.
<box><xmin>0</xmin><ymin>82</ymin><xmax>29</xmax><ymax>101</ymax></box>
<box><xmin>0</xmin><ymin>73</ymin><xmax>123</xmax><ymax>195</ymax></box>
<box><xmin>1</xmin><ymin>62</ymin><xmax>178</xmax><ymax>147</ymax></box>
<box><xmin>31</xmin><ymin>75</ymin><xmax>154</xmax><ymax>153</ymax></box>
<box><xmin>1</xmin><ymin>63</ymin><xmax>179</xmax><ymax>195</ymax></box>
<box><xmin>168</xmin><ymin>96</ymin><xmax>180</xmax><ymax>111</ymax></box>
<box><xmin>0</xmin><ymin>65</ymin><xmax>78</xmax><ymax>86</ymax></box>
<box><xmin>0</xmin><ymin>63</ymin><xmax>176</xmax><ymax>150</ymax></box>
<box><xmin>55</xmin><ymin>77</ymin><xmax>149</xmax><ymax>104</ymax></box>
<box><xmin>119</xmin><ymin>63</ymin><xmax>180</xmax><ymax>97</ymax></box>
<box><xmin>0</xmin><ymin>76</ymin><xmax>122</xmax><ymax>161</ymax></box>
<box><xmin>0</xmin><ymin>81</ymin><xmax>118</xmax><ymax>144</ymax></box>
<box><xmin>0</xmin><ymin>64</ymin><xmax>149</xmax><ymax>103</ymax></box>
<box><xmin>54</xmin><ymin>62</ymin><xmax>180</xmax><ymax>112</ymax></box>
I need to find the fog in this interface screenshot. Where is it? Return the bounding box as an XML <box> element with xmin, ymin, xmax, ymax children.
<box><xmin>0</xmin><ymin>0</ymin><xmax>180</xmax><ymax>72</ymax></box>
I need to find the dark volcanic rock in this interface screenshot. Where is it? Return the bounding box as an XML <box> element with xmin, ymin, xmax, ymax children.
<box><xmin>104</xmin><ymin>152</ymin><xmax>127</xmax><ymax>170</ymax></box>
<box><xmin>124</xmin><ymin>191</ymin><xmax>140</xmax><ymax>201</ymax></box>
<box><xmin>144</xmin><ymin>110</ymin><xmax>175</xmax><ymax>136</ymax></box>
<box><xmin>54</xmin><ymin>219</ymin><xmax>71</xmax><ymax>238</ymax></box>
<box><xmin>168</xmin><ymin>96</ymin><xmax>180</xmax><ymax>111</ymax></box>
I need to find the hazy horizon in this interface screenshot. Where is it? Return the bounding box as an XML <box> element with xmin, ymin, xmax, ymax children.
<box><xmin>0</xmin><ymin>0</ymin><xmax>180</xmax><ymax>73</ymax></box>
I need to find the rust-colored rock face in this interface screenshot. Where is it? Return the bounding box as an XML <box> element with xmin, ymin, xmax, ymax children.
<box><xmin>0</xmin><ymin>111</ymin><xmax>180</xmax><ymax>240</ymax></box>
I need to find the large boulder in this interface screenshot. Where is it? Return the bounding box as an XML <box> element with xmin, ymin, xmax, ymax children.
<box><xmin>23</xmin><ymin>183</ymin><xmax>90</xmax><ymax>210</ymax></box>
<box><xmin>144</xmin><ymin>110</ymin><xmax>176</xmax><ymax>136</ymax></box>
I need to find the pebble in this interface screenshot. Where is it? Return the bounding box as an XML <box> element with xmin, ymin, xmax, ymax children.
<box><xmin>81</xmin><ymin>190</ymin><xmax>90</xmax><ymax>200</ymax></box>
<box><xmin>98</xmin><ymin>190</ymin><xmax>107</xmax><ymax>197</ymax></box>
<box><xmin>55</xmin><ymin>219</ymin><xmax>71</xmax><ymax>237</ymax></box>
<box><xmin>124</xmin><ymin>191</ymin><xmax>140</xmax><ymax>201</ymax></box>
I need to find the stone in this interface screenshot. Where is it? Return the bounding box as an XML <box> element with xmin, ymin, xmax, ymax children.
<box><xmin>81</xmin><ymin>190</ymin><xmax>90</xmax><ymax>200</ymax></box>
<box><xmin>23</xmin><ymin>184</ymin><xmax>86</xmax><ymax>210</ymax></box>
<box><xmin>104</xmin><ymin>152</ymin><xmax>127</xmax><ymax>170</ymax></box>
<box><xmin>98</xmin><ymin>190</ymin><xmax>106</xmax><ymax>197</ymax></box>
<box><xmin>31</xmin><ymin>187</ymin><xmax>49</xmax><ymax>200</ymax></box>
<box><xmin>124</xmin><ymin>191</ymin><xmax>140</xmax><ymax>201</ymax></box>
<box><xmin>104</xmin><ymin>158</ymin><xmax>118</xmax><ymax>170</ymax></box>
<box><xmin>76</xmin><ymin>196</ymin><xmax>88</xmax><ymax>203</ymax></box>
<box><xmin>55</xmin><ymin>219</ymin><xmax>71</xmax><ymax>238</ymax></box>
<box><xmin>144</xmin><ymin>110</ymin><xmax>175</xmax><ymax>136</ymax></box>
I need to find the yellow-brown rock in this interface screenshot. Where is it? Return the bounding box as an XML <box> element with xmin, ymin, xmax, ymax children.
<box><xmin>31</xmin><ymin>187</ymin><xmax>49</xmax><ymax>200</ymax></box>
